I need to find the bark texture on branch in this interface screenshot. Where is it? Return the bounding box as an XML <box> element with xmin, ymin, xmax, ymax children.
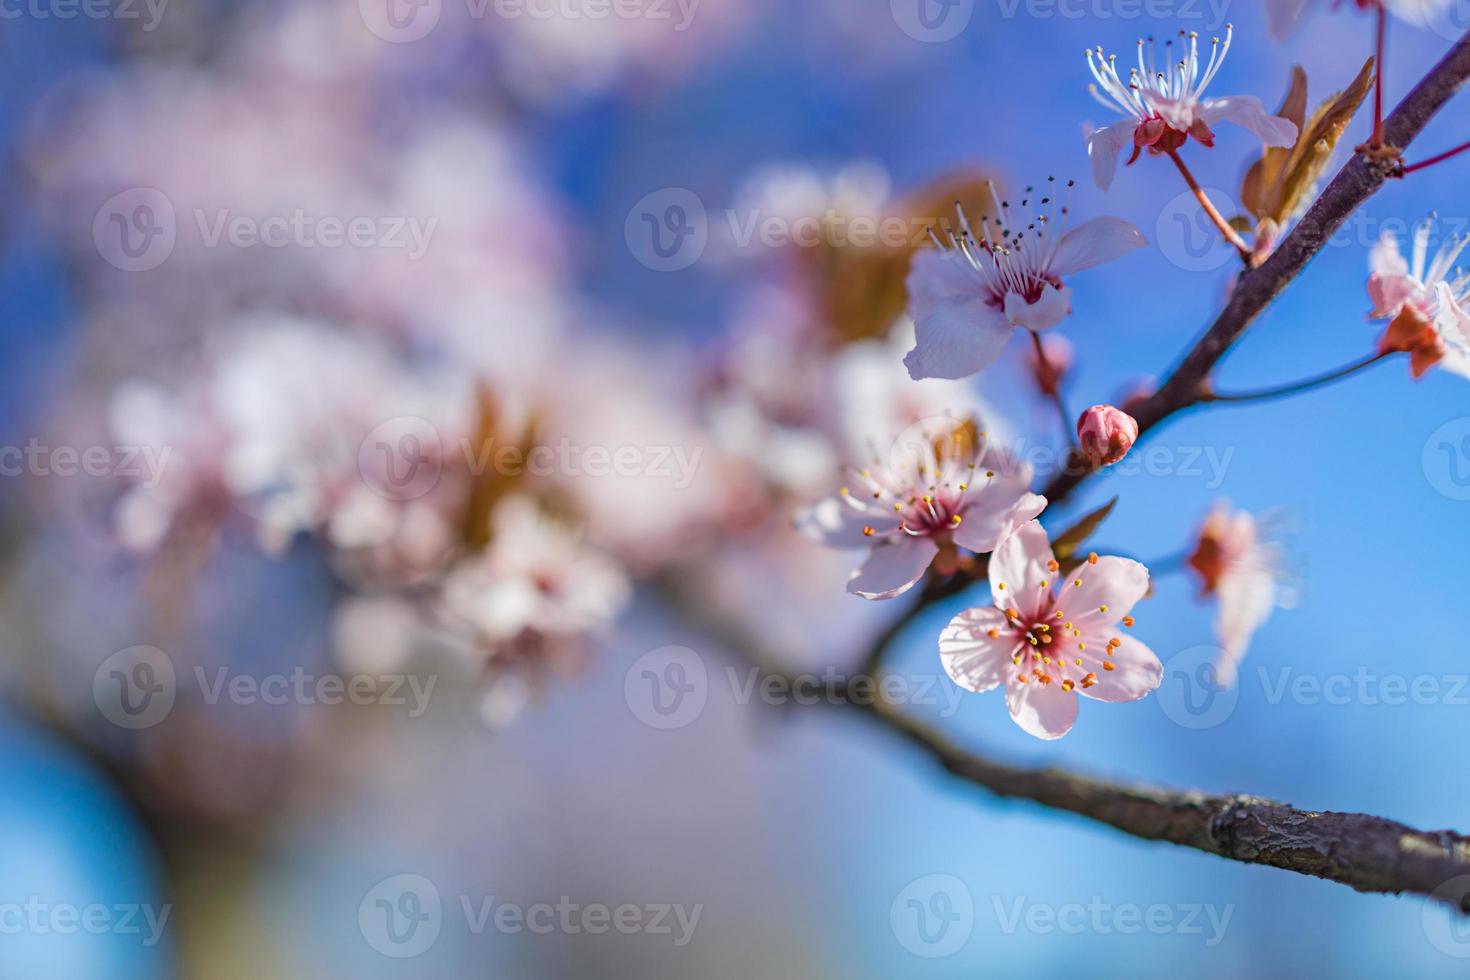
<box><xmin>1040</xmin><ymin>33</ymin><xmax>1470</xmax><ymax>505</ymax></box>
<box><xmin>859</xmin><ymin>700</ymin><xmax>1470</xmax><ymax>912</ymax></box>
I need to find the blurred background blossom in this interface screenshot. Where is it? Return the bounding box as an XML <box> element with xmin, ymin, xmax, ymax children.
<box><xmin>2</xmin><ymin>0</ymin><xmax>1470</xmax><ymax>976</ymax></box>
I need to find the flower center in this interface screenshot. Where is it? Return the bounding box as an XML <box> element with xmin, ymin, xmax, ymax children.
<box><xmin>991</xmin><ymin>558</ymin><xmax>1139</xmax><ymax>692</ymax></box>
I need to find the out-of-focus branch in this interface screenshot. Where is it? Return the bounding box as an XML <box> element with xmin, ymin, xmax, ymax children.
<box><xmin>1040</xmin><ymin>31</ymin><xmax>1470</xmax><ymax>507</ymax></box>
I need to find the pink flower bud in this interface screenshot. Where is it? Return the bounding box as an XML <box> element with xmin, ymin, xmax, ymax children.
<box><xmin>1076</xmin><ymin>404</ymin><xmax>1138</xmax><ymax>468</ymax></box>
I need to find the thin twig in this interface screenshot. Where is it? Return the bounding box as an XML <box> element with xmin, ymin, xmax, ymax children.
<box><xmin>1201</xmin><ymin>351</ymin><xmax>1392</xmax><ymax>404</ymax></box>
<box><xmin>1164</xmin><ymin>148</ymin><xmax>1251</xmax><ymax>261</ymax></box>
<box><xmin>1401</xmin><ymin>136</ymin><xmax>1470</xmax><ymax>175</ymax></box>
<box><xmin>1029</xmin><ymin>329</ymin><xmax>1076</xmax><ymax>447</ymax></box>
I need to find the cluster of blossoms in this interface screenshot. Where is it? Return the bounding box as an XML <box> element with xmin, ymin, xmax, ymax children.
<box><xmin>34</xmin><ymin>2</ymin><xmax>1460</xmax><ymax>749</ymax></box>
<box><xmin>802</xmin><ymin>10</ymin><xmax>1466</xmax><ymax>736</ymax></box>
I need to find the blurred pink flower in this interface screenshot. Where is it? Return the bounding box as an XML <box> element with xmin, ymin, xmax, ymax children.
<box><xmin>1265</xmin><ymin>0</ymin><xmax>1452</xmax><ymax>41</ymax></box>
<box><xmin>1187</xmin><ymin>502</ymin><xmax>1296</xmax><ymax>686</ymax></box>
<box><xmin>939</xmin><ymin>520</ymin><xmax>1161</xmax><ymax>740</ymax></box>
<box><xmin>440</xmin><ymin>495</ymin><xmax>630</xmax><ymax>651</ymax></box>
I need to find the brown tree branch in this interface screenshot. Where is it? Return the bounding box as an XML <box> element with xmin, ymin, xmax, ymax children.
<box><xmin>1040</xmin><ymin>32</ymin><xmax>1470</xmax><ymax>506</ymax></box>
<box><xmin>851</xmin><ymin>697</ymin><xmax>1470</xmax><ymax>913</ymax></box>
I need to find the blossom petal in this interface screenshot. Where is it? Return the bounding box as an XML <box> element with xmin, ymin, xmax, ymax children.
<box><xmin>1051</xmin><ymin>217</ymin><xmax>1148</xmax><ymax>277</ymax></box>
<box><xmin>904</xmin><ymin>299</ymin><xmax>1014</xmax><ymax>381</ymax></box>
<box><xmin>1433</xmin><ymin>280</ymin><xmax>1470</xmax><ymax>351</ymax></box>
<box><xmin>1212</xmin><ymin>567</ymin><xmax>1278</xmax><ymax>686</ymax></box>
<box><xmin>906</xmin><ymin>247</ymin><xmax>981</xmax><ymax>313</ymax></box>
<box><xmin>939</xmin><ymin>607</ymin><xmax>1018</xmax><ymax>693</ymax></box>
<box><xmin>1055</xmin><ymin>556</ymin><xmax>1150</xmax><ymax>630</ymax></box>
<box><xmin>952</xmin><ymin>490</ymin><xmax>1046</xmax><ymax>554</ymax></box>
<box><xmin>988</xmin><ymin>520</ymin><xmax>1055</xmax><ymax>615</ymax></box>
<box><xmin>1086</xmin><ymin>119</ymin><xmax>1137</xmax><ymax>191</ymax></box>
<box><xmin>846</xmin><ymin>536</ymin><xmax>939</xmax><ymax>600</ymax></box>
<box><xmin>1005</xmin><ymin>675</ymin><xmax>1078</xmax><ymax>739</ymax></box>
<box><xmin>1265</xmin><ymin>0</ymin><xmax>1314</xmax><ymax>39</ymax></box>
<box><xmin>1198</xmin><ymin>95</ymin><xmax>1298</xmax><ymax>147</ymax></box>
<box><xmin>1367</xmin><ymin>232</ymin><xmax>1422</xmax><ymax>317</ymax></box>
<box><xmin>1003</xmin><ymin>283</ymin><xmax>1073</xmax><ymax>332</ymax></box>
<box><xmin>1078</xmin><ymin>633</ymin><xmax>1163</xmax><ymax>703</ymax></box>
<box><xmin>795</xmin><ymin>497</ymin><xmax>899</xmax><ymax>548</ymax></box>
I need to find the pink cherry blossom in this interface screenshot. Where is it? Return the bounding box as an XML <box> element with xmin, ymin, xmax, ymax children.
<box><xmin>939</xmin><ymin>520</ymin><xmax>1161</xmax><ymax>740</ymax></box>
<box><xmin>1187</xmin><ymin>503</ymin><xmax>1296</xmax><ymax>686</ymax></box>
<box><xmin>1085</xmin><ymin>26</ymin><xmax>1298</xmax><ymax>191</ymax></box>
<box><xmin>1366</xmin><ymin>222</ymin><xmax>1470</xmax><ymax>379</ymax></box>
<box><xmin>903</xmin><ymin>185</ymin><xmax>1146</xmax><ymax>381</ymax></box>
<box><xmin>797</xmin><ymin>420</ymin><xmax>1046</xmax><ymax>600</ymax></box>
<box><xmin>441</xmin><ymin>495</ymin><xmax>631</xmax><ymax>650</ymax></box>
